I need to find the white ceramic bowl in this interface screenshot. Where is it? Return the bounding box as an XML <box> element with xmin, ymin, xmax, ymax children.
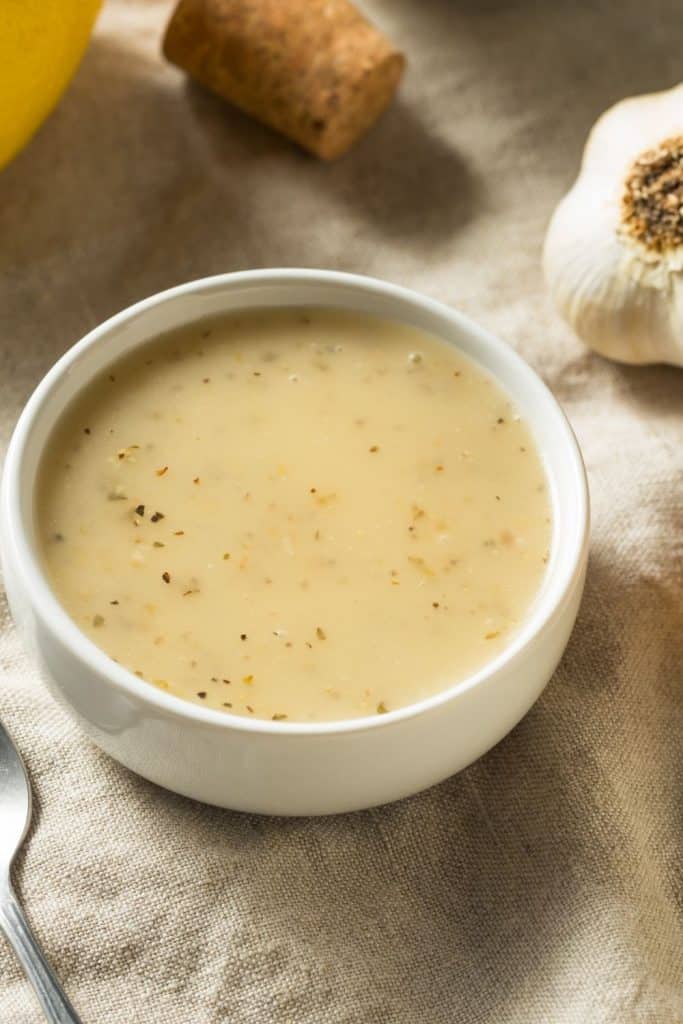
<box><xmin>0</xmin><ymin>270</ymin><xmax>589</xmax><ymax>815</ymax></box>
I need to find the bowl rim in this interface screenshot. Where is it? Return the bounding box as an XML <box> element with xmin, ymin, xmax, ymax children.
<box><xmin>1</xmin><ymin>268</ymin><xmax>590</xmax><ymax>736</ymax></box>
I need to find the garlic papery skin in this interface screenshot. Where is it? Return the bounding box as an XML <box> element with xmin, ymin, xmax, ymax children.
<box><xmin>543</xmin><ymin>83</ymin><xmax>683</xmax><ymax>367</ymax></box>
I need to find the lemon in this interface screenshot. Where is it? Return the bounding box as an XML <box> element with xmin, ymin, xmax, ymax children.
<box><xmin>0</xmin><ymin>0</ymin><xmax>102</xmax><ymax>170</ymax></box>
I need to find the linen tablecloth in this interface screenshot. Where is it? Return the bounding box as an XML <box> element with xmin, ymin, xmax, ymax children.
<box><xmin>1</xmin><ymin>1</ymin><xmax>681</xmax><ymax>1020</ymax></box>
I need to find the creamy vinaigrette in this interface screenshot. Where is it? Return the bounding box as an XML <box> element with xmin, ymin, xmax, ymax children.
<box><xmin>38</xmin><ymin>309</ymin><xmax>551</xmax><ymax>722</ymax></box>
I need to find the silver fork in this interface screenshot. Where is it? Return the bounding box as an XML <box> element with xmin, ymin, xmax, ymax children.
<box><xmin>0</xmin><ymin>718</ymin><xmax>83</xmax><ymax>1022</ymax></box>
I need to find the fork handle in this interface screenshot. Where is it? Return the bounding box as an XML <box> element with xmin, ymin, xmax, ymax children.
<box><xmin>0</xmin><ymin>881</ymin><xmax>83</xmax><ymax>1023</ymax></box>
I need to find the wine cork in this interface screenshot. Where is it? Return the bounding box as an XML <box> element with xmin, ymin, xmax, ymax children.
<box><xmin>162</xmin><ymin>0</ymin><xmax>405</xmax><ymax>160</ymax></box>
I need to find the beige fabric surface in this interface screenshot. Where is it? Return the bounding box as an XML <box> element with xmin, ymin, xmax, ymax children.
<box><xmin>1</xmin><ymin>1</ymin><xmax>682</xmax><ymax>1021</ymax></box>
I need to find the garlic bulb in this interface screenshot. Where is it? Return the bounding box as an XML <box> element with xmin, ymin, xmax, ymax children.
<box><xmin>543</xmin><ymin>83</ymin><xmax>683</xmax><ymax>367</ymax></box>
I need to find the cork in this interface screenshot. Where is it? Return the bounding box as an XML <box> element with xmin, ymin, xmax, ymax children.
<box><xmin>162</xmin><ymin>0</ymin><xmax>405</xmax><ymax>160</ymax></box>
